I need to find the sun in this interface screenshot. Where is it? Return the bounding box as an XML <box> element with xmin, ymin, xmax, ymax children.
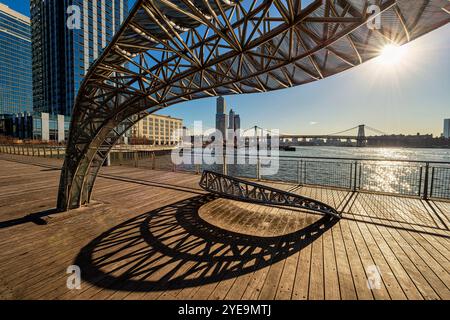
<box><xmin>377</xmin><ymin>44</ymin><xmax>407</xmax><ymax>65</ymax></box>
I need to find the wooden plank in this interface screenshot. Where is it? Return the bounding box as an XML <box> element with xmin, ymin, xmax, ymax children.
<box><xmin>1</xmin><ymin>155</ymin><xmax>449</xmax><ymax>300</ymax></box>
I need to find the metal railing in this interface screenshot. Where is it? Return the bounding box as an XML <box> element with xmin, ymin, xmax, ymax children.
<box><xmin>0</xmin><ymin>144</ymin><xmax>66</xmax><ymax>159</ymax></box>
<box><xmin>2</xmin><ymin>145</ymin><xmax>449</xmax><ymax>201</ymax></box>
<box><xmin>116</xmin><ymin>151</ymin><xmax>450</xmax><ymax>201</ymax></box>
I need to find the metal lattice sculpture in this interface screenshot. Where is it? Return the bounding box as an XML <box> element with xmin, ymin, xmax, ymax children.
<box><xmin>58</xmin><ymin>0</ymin><xmax>450</xmax><ymax>210</ymax></box>
<box><xmin>199</xmin><ymin>170</ymin><xmax>340</xmax><ymax>218</ymax></box>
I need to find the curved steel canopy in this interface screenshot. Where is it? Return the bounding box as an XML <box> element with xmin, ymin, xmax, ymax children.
<box><xmin>58</xmin><ymin>0</ymin><xmax>450</xmax><ymax>210</ymax></box>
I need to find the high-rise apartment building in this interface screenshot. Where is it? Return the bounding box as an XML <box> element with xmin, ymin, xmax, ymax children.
<box><xmin>216</xmin><ymin>96</ymin><xmax>227</xmax><ymax>138</ymax></box>
<box><xmin>0</xmin><ymin>4</ymin><xmax>32</xmax><ymax>115</ymax></box>
<box><xmin>234</xmin><ymin>114</ymin><xmax>241</xmax><ymax>131</ymax></box>
<box><xmin>444</xmin><ymin>119</ymin><xmax>450</xmax><ymax>139</ymax></box>
<box><xmin>30</xmin><ymin>0</ymin><xmax>128</xmax><ymax>116</ymax></box>
<box><xmin>228</xmin><ymin>109</ymin><xmax>235</xmax><ymax>130</ymax></box>
<box><xmin>215</xmin><ymin>96</ymin><xmax>242</xmax><ymax>139</ymax></box>
<box><xmin>131</xmin><ymin>114</ymin><xmax>183</xmax><ymax>146</ymax></box>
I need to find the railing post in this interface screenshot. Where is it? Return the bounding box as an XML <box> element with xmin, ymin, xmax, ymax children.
<box><xmin>358</xmin><ymin>162</ymin><xmax>362</xmax><ymax>190</ymax></box>
<box><xmin>223</xmin><ymin>152</ymin><xmax>228</xmax><ymax>176</ymax></box>
<box><xmin>256</xmin><ymin>156</ymin><xmax>261</xmax><ymax>181</ymax></box>
<box><xmin>152</xmin><ymin>152</ymin><xmax>156</xmax><ymax>170</ymax></box>
<box><xmin>303</xmin><ymin>160</ymin><xmax>307</xmax><ymax>185</ymax></box>
<box><xmin>418</xmin><ymin>166</ymin><xmax>423</xmax><ymax>197</ymax></box>
<box><xmin>429</xmin><ymin>167</ymin><xmax>435</xmax><ymax>199</ymax></box>
<box><xmin>297</xmin><ymin>160</ymin><xmax>302</xmax><ymax>185</ymax></box>
<box><xmin>352</xmin><ymin>160</ymin><xmax>358</xmax><ymax>192</ymax></box>
<box><xmin>43</xmin><ymin>147</ymin><xmax>46</xmax><ymax>158</ymax></box>
<box><xmin>422</xmin><ymin>162</ymin><xmax>430</xmax><ymax>200</ymax></box>
<box><xmin>104</xmin><ymin>153</ymin><xmax>111</xmax><ymax>167</ymax></box>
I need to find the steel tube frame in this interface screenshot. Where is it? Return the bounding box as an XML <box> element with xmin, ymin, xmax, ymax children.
<box><xmin>199</xmin><ymin>170</ymin><xmax>340</xmax><ymax>218</ymax></box>
<box><xmin>57</xmin><ymin>0</ymin><xmax>450</xmax><ymax>210</ymax></box>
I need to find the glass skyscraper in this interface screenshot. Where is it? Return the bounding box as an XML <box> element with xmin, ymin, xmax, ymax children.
<box><xmin>31</xmin><ymin>0</ymin><xmax>128</xmax><ymax>116</ymax></box>
<box><xmin>0</xmin><ymin>3</ymin><xmax>33</xmax><ymax>115</ymax></box>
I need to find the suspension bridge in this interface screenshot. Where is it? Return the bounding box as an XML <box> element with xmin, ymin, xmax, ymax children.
<box><xmin>245</xmin><ymin>124</ymin><xmax>388</xmax><ymax>147</ymax></box>
<box><xmin>57</xmin><ymin>0</ymin><xmax>449</xmax><ymax>210</ymax></box>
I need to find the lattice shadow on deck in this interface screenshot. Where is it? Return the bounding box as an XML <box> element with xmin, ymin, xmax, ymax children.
<box><xmin>75</xmin><ymin>194</ymin><xmax>338</xmax><ymax>292</ymax></box>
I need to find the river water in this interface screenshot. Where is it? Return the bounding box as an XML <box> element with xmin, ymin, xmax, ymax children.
<box><xmin>174</xmin><ymin>146</ymin><xmax>450</xmax><ymax>199</ymax></box>
<box><xmin>279</xmin><ymin>146</ymin><xmax>450</xmax><ymax>162</ymax></box>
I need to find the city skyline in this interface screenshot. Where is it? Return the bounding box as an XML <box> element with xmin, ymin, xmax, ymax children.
<box><xmin>0</xmin><ymin>0</ymin><xmax>449</xmax><ymax>304</ymax></box>
<box><xmin>3</xmin><ymin>0</ymin><xmax>449</xmax><ymax>137</ymax></box>
<box><xmin>166</xmin><ymin>23</ymin><xmax>450</xmax><ymax>137</ymax></box>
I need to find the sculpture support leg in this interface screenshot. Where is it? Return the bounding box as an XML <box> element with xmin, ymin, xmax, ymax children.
<box><xmin>57</xmin><ymin>113</ymin><xmax>147</xmax><ymax>211</ymax></box>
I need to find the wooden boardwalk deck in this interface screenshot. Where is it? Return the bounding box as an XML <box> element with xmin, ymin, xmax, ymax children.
<box><xmin>0</xmin><ymin>154</ymin><xmax>449</xmax><ymax>300</ymax></box>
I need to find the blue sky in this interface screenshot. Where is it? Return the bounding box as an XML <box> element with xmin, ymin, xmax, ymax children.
<box><xmin>3</xmin><ymin>0</ymin><xmax>449</xmax><ymax>136</ymax></box>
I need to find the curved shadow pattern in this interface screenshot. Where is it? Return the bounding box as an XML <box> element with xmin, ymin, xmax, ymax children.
<box><xmin>75</xmin><ymin>195</ymin><xmax>338</xmax><ymax>292</ymax></box>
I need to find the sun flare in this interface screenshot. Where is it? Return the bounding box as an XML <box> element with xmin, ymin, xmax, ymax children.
<box><xmin>377</xmin><ymin>44</ymin><xmax>407</xmax><ymax>65</ymax></box>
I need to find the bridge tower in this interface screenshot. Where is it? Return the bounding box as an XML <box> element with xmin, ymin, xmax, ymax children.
<box><xmin>357</xmin><ymin>125</ymin><xmax>367</xmax><ymax>147</ymax></box>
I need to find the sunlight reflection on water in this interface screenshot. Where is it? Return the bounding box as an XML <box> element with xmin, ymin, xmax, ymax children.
<box><xmin>284</xmin><ymin>146</ymin><xmax>450</xmax><ymax>162</ymax></box>
<box><xmin>172</xmin><ymin>147</ymin><xmax>449</xmax><ymax>198</ymax></box>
